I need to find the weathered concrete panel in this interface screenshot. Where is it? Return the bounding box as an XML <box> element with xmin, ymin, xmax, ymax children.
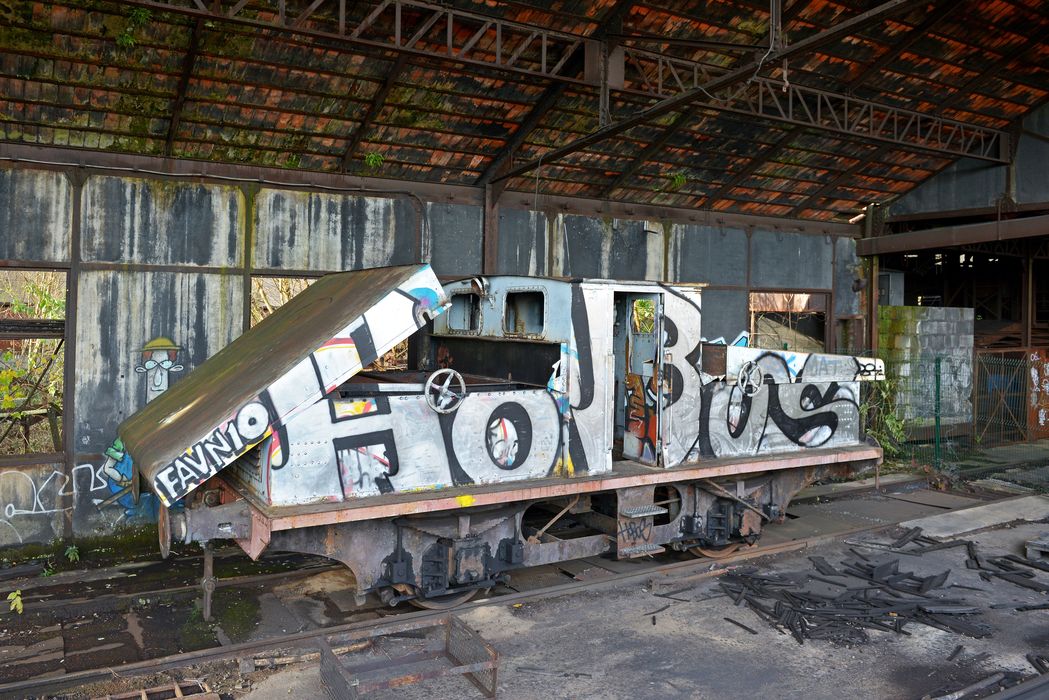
<box><xmin>81</xmin><ymin>176</ymin><xmax>244</xmax><ymax>266</ymax></box>
<box><xmin>73</xmin><ymin>269</ymin><xmax>244</xmax><ymax>458</ymax></box>
<box><xmin>557</xmin><ymin>216</ymin><xmax>662</xmax><ymax>280</ymax></box>
<box><xmin>751</xmin><ymin>230</ymin><xmax>833</xmax><ymax>290</ymax></box>
<box><xmin>889</xmin><ymin>158</ymin><xmax>1006</xmax><ymax>217</ymax></box>
<box><xmin>253</xmin><ymin>189</ymin><xmax>418</xmax><ymax>272</ymax></box>
<box><xmin>0</xmin><ymin>462</ymin><xmax>67</xmax><ymax>547</ymax></box>
<box><xmin>496</xmin><ymin>209</ymin><xmax>548</xmax><ymax>275</ymax></box>
<box><xmin>700</xmin><ymin>288</ymin><xmax>749</xmax><ymax>343</ymax></box>
<box><xmin>834</xmin><ymin>236</ymin><xmax>861</xmax><ymax>318</ymax></box>
<box><xmin>878</xmin><ymin>305</ymin><xmax>974</xmax><ymax>427</ymax></box>
<box><xmin>425</xmin><ymin>202</ymin><xmax>482</xmax><ymax>276</ymax></box>
<box><xmin>0</xmin><ymin>167</ymin><xmax>71</xmax><ymax>263</ymax></box>
<box><xmin>670</xmin><ymin>224</ymin><xmax>747</xmax><ymax>286</ymax></box>
<box><xmin>1016</xmin><ymin>104</ymin><xmax>1049</xmax><ymax>205</ymax></box>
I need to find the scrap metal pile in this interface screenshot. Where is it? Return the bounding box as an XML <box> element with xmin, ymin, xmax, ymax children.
<box><xmin>719</xmin><ymin>527</ymin><xmax>1049</xmax><ymax>649</ymax></box>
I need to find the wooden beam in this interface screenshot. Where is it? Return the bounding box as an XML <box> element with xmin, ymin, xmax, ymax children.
<box><xmin>340</xmin><ymin>54</ymin><xmax>408</xmax><ymax>172</ymax></box>
<box><xmin>476</xmin><ymin>0</ymin><xmax>635</xmax><ymax>185</ymax></box>
<box><xmin>847</xmin><ymin>0</ymin><xmax>955</xmax><ymax>90</ymax></box>
<box><xmin>597</xmin><ymin>110</ymin><xmax>691</xmax><ymax>198</ymax></box>
<box><xmin>164</xmin><ymin>18</ymin><xmax>203</xmax><ymax>157</ymax></box>
<box><xmin>688</xmin><ymin>126</ymin><xmax>800</xmax><ymax>206</ymax></box>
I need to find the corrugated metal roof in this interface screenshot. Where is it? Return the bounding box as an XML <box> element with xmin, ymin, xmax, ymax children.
<box><xmin>0</xmin><ymin>0</ymin><xmax>1046</xmax><ymax>221</ymax></box>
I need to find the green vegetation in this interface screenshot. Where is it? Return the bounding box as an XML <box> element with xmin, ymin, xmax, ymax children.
<box><xmin>631</xmin><ymin>299</ymin><xmax>656</xmax><ymax>334</ymax></box>
<box><xmin>116</xmin><ymin>7</ymin><xmax>152</xmax><ymax>51</ymax></box>
<box><xmin>6</xmin><ymin>590</ymin><xmax>22</xmax><ymax>615</ymax></box>
<box><xmin>177</xmin><ymin>587</ymin><xmax>260</xmax><ymax>648</ymax></box>
<box><xmin>363</xmin><ymin>151</ymin><xmax>384</xmax><ymax>169</ymax></box>
<box><xmin>64</xmin><ymin>544</ymin><xmax>80</xmax><ymax>563</ymax></box>
<box><xmin>861</xmin><ymin>374</ymin><xmax>906</xmax><ymax>459</ymax></box>
<box><xmin>0</xmin><ymin>271</ymin><xmax>65</xmax><ymax>455</ymax></box>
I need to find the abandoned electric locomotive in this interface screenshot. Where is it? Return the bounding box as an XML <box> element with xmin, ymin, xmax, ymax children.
<box><xmin>118</xmin><ymin>263</ymin><xmax>884</xmax><ymax>608</ymax></box>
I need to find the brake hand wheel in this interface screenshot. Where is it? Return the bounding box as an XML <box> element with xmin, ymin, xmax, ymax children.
<box><xmin>425</xmin><ymin>368</ymin><xmax>467</xmax><ymax>413</ymax></box>
<box><xmin>736</xmin><ymin>360</ymin><xmax>764</xmax><ymax>397</ymax></box>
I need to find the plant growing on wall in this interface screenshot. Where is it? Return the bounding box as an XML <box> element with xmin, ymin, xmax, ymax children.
<box><xmin>6</xmin><ymin>590</ymin><xmax>22</xmax><ymax>615</ymax></box>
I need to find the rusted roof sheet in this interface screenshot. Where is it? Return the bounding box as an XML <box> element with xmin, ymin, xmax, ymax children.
<box><xmin>0</xmin><ymin>0</ymin><xmax>1046</xmax><ymax>220</ymax></box>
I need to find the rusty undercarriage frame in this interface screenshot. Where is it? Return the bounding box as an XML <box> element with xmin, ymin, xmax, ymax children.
<box><xmin>175</xmin><ymin>443</ymin><xmax>880</xmax><ymax>610</ymax></box>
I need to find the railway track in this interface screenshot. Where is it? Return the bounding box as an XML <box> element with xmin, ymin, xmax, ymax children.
<box><xmin>0</xmin><ymin>517</ymin><xmax>888</xmax><ymax>699</ymax></box>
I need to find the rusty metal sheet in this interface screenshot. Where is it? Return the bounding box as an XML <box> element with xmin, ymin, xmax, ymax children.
<box><xmin>254</xmin><ymin>444</ymin><xmax>882</xmax><ymax>531</ymax></box>
<box><xmin>120</xmin><ymin>264</ymin><xmax>447</xmax><ymax>507</ymax></box>
<box><xmin>1028</xmin><ymin>349</ymin><xmax>1049</xmax><ymax>440</ymax></box>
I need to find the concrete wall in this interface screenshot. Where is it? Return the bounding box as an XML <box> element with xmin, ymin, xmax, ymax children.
<box><xmin>889</xmin><ymin>103</ymin><xmax>1049</xmax><ymax>218</ymax></box>
<box><xmin>0</xmin><ymin>163</ymin><xmax>862</xmax><ymax>546</ymax></box>
<box><xmin>877</xmin><ymin>306</ymin><xmax>975</xmax><ymax>426</ymax></box>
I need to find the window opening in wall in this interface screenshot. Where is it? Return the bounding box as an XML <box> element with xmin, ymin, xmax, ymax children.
<box><xmin>749</xmin><ymin>291</ymin><xmax>826</xmax><ymax>352</ymax></box>
<box><xmin>448</xmin><ymin>292</ymin><xmax>481</xmax><ymax>332</ymax></box>
<box><xmin>631</xmin><ymin>298</ymin><xmax>656</xmax><ymax>334</ymax></box>
<box><xmin>250</xmin><ymin>275</ymin><xmax>407</xmax><ymax>372</ymax></box>
<box><xmin>251</xmin><ymin>276</ymin><xmax>316</xmax><ymax>326</ymax></box>
<box><xmin>504</xmin><ymin>291</ymin><xmax>544</xmax><ymax>336</ymax></box>
<box><xmin>0</xmin><ymin>270</ymin><xmax>67</xmax><ymax>456</ymax></box>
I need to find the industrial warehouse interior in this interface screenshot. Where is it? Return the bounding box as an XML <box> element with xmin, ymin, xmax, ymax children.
<box><xmin>2</xmin><ymin>0</ymin><xmax>1049</xmax><ymax>698</ymax></box>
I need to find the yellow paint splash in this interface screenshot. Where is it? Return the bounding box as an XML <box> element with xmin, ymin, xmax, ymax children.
<box><xmin>555</xmin><ymin>456</ymin><xmax>575</xmax><ymax>478</ymax></box>
<box><xmin>456</xmin><ymin>494</ymin><xmax>476</xmax><ymax>507</ymax></box>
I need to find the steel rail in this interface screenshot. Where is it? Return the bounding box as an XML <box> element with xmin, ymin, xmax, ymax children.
<box><xmin>17</xmin><ymin>560</ymin><xmax>342</xmax><ymax>615</ymax></box>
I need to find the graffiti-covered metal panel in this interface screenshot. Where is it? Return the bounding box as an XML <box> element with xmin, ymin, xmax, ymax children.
<box><xmin>128</xmin><ymin>272</ymin><xmax>888</xmax><ymax>605</ymax></box>
<box><xmin>121</xmin><ymin>272</ymin><xmax>884</xmax><ymax>515</ymax></box>
<box><xmin>121</xmin><ymin>264</ymin><xmax>446</xmax><ymax>506</ymax></box>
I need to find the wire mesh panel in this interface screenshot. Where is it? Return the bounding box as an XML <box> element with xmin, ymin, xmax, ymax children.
<box><xmin>974</xmin><ymin>352</ymin><xmax>1029</xmax><ymax>446</ymax></box>
<box><xmin>855</xmin><ymin>347</ymin><xmax>1049</xmax><ymax>472</ymax></box>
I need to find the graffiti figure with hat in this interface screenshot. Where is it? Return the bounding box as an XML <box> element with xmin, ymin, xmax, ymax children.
<box><xmin>92</xmin><ymin>336</ymin><xmax>185</xmax><ymax>521</ymax></box>
<box><xmin>135</xmin><ymin>336</ymin><xmax>183</xmax><ymax>403</ymax></box>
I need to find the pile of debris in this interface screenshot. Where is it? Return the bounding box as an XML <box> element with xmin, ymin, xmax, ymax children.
<box><xmin>719</xmin><ymin>527</ymin><xmax>1049</xmax><ymax>648</ymax></box>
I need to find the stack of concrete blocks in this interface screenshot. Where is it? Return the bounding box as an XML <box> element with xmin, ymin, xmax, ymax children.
<box><xmin>878</xmin><ymin>306</ymin><xmax>975</xmax><ymax>428</ymax></box>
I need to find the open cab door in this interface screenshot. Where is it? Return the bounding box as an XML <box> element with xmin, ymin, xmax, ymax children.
<box><xmin>613</xmin><ymin>291</ymin><xmax>667</xmax><ymax>466</ymax></box>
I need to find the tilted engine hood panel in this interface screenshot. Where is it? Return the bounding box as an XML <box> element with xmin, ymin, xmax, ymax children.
<box><xmin>119</xmin><ymin>264</ymin><xmax>447</xmax><ymax>507</ymax></box>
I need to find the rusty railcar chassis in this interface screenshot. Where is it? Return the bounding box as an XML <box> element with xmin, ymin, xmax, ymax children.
<box><xmin>115</xmin><ymin>265</ymin><xmax>884</xmax><ymax>610</ymax></box>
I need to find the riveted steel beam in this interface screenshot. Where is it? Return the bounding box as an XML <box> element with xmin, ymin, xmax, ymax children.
<box><xmin>124</xmin><ymin>0</ymin><xmax>1008</xmax><ymax>172</ymax></box>
<box><xmin>490</xmin><ymin>0</ymin><xmax>967</xmax><ymax>185</ymax></box>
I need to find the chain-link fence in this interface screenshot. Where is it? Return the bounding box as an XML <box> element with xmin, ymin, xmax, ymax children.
<box><xmin>859</xmin><ymin>349</ymin><xmax>1049</xmax><ymax>483</ymax></box>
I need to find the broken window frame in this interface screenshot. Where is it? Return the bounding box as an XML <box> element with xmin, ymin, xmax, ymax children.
<box><xmin>748</xmin><ymin>290</ymin><xmax>829</xmax><ymax>352</ymax></box>
<box><xmin>0</xmin><ymin>268</ymin><xmax>68</xmax><ymax>458</ymax></box>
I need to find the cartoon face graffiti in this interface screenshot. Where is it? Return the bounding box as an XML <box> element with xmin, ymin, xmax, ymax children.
<box><xmin>135</xmin><ymin>337</ymin><xmax>184</xmax><ymax>403</ymax></box>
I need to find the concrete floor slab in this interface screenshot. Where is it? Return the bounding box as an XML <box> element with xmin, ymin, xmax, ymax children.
<box><xmin>242</xmin><ymin>523</ymin><xmax>1049</xmax><ymax>700</ymax></box>
<box><xmin>884</xmin><ymin>490</ymin><xmax>985</xmax><ymax>510</ymax></box>
<box><xmin>796</xmin><ymin>473</ymin><xmax>921</xmax><ymax>500</ymax></box>
<box><xmin>900</xmin><ymin>495</ymin><xmax>1049</xmax><ymax>538</ymax></box>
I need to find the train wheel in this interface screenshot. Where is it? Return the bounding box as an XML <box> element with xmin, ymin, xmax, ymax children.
<box><xmin>689</xmin><ymin>542</ymin><xmax>743</xmax><ymax>559</ymax></box>
<box><xmin>408</xmin><ymin>588</ymin><xmax>479</xmax><ymax>610</ymax></box>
